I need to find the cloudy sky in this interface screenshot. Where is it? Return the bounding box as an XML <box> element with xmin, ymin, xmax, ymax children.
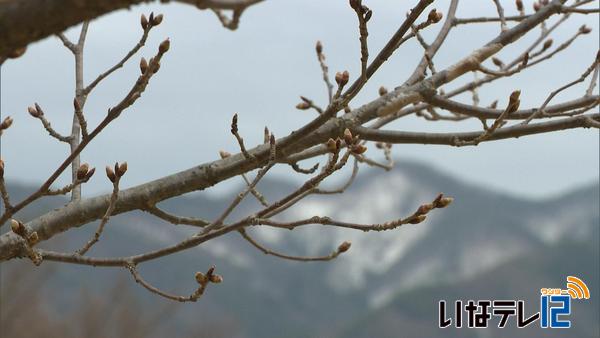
<box><xmin>1</xmin><ymin>0</ymin><xmax>598</xmax><ymax>199</ymax></box>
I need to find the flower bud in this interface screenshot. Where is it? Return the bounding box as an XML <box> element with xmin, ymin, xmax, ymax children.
<box><xmin>84</xmin><ymin>167</ymin><xmax>96</xmax><ymax>182</ymax></box>
<box><xmin>27</xmin><ymin>231</ymin><xmax>39</xmax><ymax>245</ymax></box>
<box><xmin>437</xmin><ymin>197</ymin><xmax>454</xmax><ymax>208</ymax></box>
<box><xmin>542</xmin><ymin>39</ymin><xmax>553</xmax><ymax>50</ymax></box>
<box><xmin>378</xmin><ymin>86</ymin><xmax>388</xmax><ymax>96</ymax></box>
<box><xmin>76</xmin><ymin>163</ymin><xmax>89</xmax><ymax>180</ymax></box>
<box><xmin>343</xmin><ymin>128</ymin><xmax>353</xmax><ymax>145</ymax></box>
<box><xmin>296</xmin><ymin>102</ymin><xmax>311</xmax><ymax>110</ymax></box>
<box><xmin>159</xmin><ymin>39</ymin><xmax>170</xmax><ymax>54</ymax></box>
<box><xmin>428</xmin><ymin>9</ymin><xmax>443</xmax><ymax>23</ymax></box>
<box><xmin>516</xmin><ymin>0</ymin><xmax>523</xmax><ymax>11</ymax></box>
<box><xmin>10</xmin><ymin>219</ymin><xmax>26</xmax><ymax>237</ymax></box>
<box><xmin>521</xmin><ymin>53</ymin><xmax>529</xmax><ymax>67</ymax></box>
<box><xmin>116</xmin><ymin>162</ymin><xmax>128</xmax><ymax>177</ymax></box>
<box><xmin>492</xmin><ymin>57</ymin><xmax>504</xmax><ymax>68</ymax></box>
<box><xmin>209</xmin><ymin>274</ymin><xmax>223</xmax><ymax>283</ymax></box>
<box><xmin>326</xmin><ymin>138</ymin><xmax>338</xmax><ymax>152</ymax></box>
<box><xmin>28</xmin><ymin>106</ymin><xmax>40</xmax><ymax>118</ymax></box>
<box><xmin>409</xmin><ymin>215</ymin><xmax>427</xmax><ymax>224</ymax></box>
<box><xmin>151</xmin><ymin>13</ymin><xmax>163</xmax><ymax>26</ymax></box>
<box><xmin>316</xmin><ymin>40</ymin><xmax>323</xmax><ymax>54</ymax></box>
<box><xmin>335</xmin><ymin>71</ymin><xmax>349</xmax><ymax>87</ymax></box>
<box><xmin>219</xmin><ymin>150</ymin><xmax>231</xmax><ymax>159</ymax></box>
<box><xmin>141</xmin><ymin>14</ymin><xmax>149</xmax><ymax>30</ymax></box>
<box><xmin>106</xmin><ymin>166</ymin><xmax>116</xmax><ymax>183</ymax></box>
<box><xmin>417</xmin><ymin>203</ymin><xmax>434</xmax><ymax>215</ymax></box>
<box><xmin>195</xmin><ymin>272</ymin><xmax>207</xmax><ymax>284</ymax></box>
<box><xmin>140</xmin><ymin>57</ymin><xmax>148</xmax><ymax>74</ymax></box>
<box><xmin>0</xmin><ymin>116</ymin><xmax>13</xmax><ymax>130</ymax></box>
<box><xmin>338</xmin><ymin>241</ymin><xmax>351</xmax><ymax>253</ymax></box>
<box><xmin>579</xmin><ymin>25</ymin><xmax>592</xmax><ymax>34</ymax></box>
<box><xmin>351</xmin><ymin>144</ymin><xmax>367</xmax><ymax>154</ymax></box>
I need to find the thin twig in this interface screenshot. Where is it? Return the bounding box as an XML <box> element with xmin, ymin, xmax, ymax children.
<box><xmin>144</xmin><ymin>205</ymin><xmax>210</xmax><ymax>227</ymax></box>
<box><xmin>76</xmin><ymin>173</ymin><xmax>121</xmax><ymax>255</ymax></box>
<box><xmin>239</xmin><ymin>228</ymin><xmax>349</xmax><ymax>262</ymax></box>
<box><xmin>524</xmin><ymin>53</ymin><xmax>599</xmax><ymax>124</ymax></box>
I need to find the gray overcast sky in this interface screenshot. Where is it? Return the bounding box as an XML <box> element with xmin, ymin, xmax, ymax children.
<box><xmin>1</xmin><ymin>0</ymin><xmax>598</xmax><ymax>199</ymax></box>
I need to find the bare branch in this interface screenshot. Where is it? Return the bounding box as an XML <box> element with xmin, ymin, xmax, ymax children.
<box><xmin>239</xmin><ymin>228</ymin><xmax>350</xmax><ymax>262</ymax></box>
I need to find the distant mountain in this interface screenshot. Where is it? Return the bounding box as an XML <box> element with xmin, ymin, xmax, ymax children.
<box><xmin>1</xmin><ymin>160</ymin><xmax>598</xmax><ymax>338</ymax></box>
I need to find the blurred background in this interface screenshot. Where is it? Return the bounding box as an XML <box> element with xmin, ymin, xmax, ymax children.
<box><xmin>1</xmin><ymin>0</ymin><xmax>599</xmax><ymax>337</ymax></box>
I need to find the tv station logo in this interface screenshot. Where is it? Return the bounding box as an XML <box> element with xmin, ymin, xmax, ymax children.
<box><xmin>439</xmin><ymin>276</ymin><xmax>590</xmax><ymax>329</ymax></box>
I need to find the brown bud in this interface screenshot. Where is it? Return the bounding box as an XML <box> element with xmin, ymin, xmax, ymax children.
<box><xmin>159</xmin><ymin>39</ymin><xmax>170</xmax><ymax>54</ymax></box>
<box><xmin>335</xmin><ymin>71</ymin><xmax>349</xmax><ymax>87</ymax></box>
<box><xmin>338</xmin><ymin>241</ymin><xmax>351</xmax><ymax>253</ymax></box>
<box><xmin>76</xmin><ymin>163</ymin><xmax>89</xmax><ymax>180</ymax></box>
<box><xmin>0</xmin><ymin>116</ymin><xmax>13</xmax><ymax>130</ymax></box>
<box><xmin>296</xmin><ymin>102</ymin><xmax>311</xmax><ymax>110</ymax></box>
<box><xmin>151</xmin><ymin>13</ymin><xmax>163</xmax><ymax>26</ymax></box>
<box><xmin>141</xmin><ymin>14</ymin><xmax>149</xmax><ymax>30</ymax></box>
<box><xmin>428</xmin><ymin>9</ymin><xmax>442</xmax><ymax>23</ymax></box>
<box><xmin>209</xmin><ymin>274</ymin><xmax>223</xmax><ymax>283</ymax></box>
<box><xmin>489</xmin><ymin>100</ymin><xmax>498</xmax><ymax>109</ymax></box>
<box><xmin>116</xmin><ymin>162</ymin><xmax>128</xmax><ymax>177</ymax></box>
<box><xmin>542</xmin><ymin>39</ymin><xmax>553</xmax><ymax>50</ymax></box>
<box><xmin>140</xmin><ymin>57</ymin><xmax>148</xmax><ymax>74</ymax></box>
<box><xmin>433</xmin><ymin>193</ymin><xmax>454</xmax><ymax>208</ymax></box>
<box><xmin>106</xmin><ymin>166</ymin><xmax>116</xmax><ymax>183</ymax></box>
<box><xmin>378</xmin><ymin>86</ymin><xmax>388</xmax><ymax>96</ymax></box>
<box><xmin>148</xmin><ymin>12</ymin><xmax>155</xmax><ymax>25</ymax></box>
<box><xmin>351</xmin><ymin>144</ymin><xmax>367</xmax><ymax>155</ymax></box>
<box><xmin>579</xmin><ymin>25</ymin><xmax>592</xmax><ymax>34</ymax></box>
<box><xmin>417</xmin><ymin>203</ymin><xmax>434</xmax><ymax>215</ymax></box>
<box><xmin>27</xmin><ymin>231</ymin><xmax>39</xmax><ymax>245</ymax></box>
<box><xmin>409</xmin><ymin>215</ymin><xmax>427</xmax><ymax>224</ymax></box>
<box><xmin>492</xmin><ymin>57</ymin><xmax>504</xmax><ymax>68</ymax></box>
<box><xmin>521</xmin><ymin>53</ymin><xmax>529</xmax><ymax>67</ymax></box>
<box><xmin>343</xmin><ymin>128</ymin><xmax>353</xmax><ymax>145</ymax></box>
<box><xmin>516</xmin><ymin>0</ymin><xmax>523</xmax><ymax>11</ymax></box>
<box><xmin>10</xmin><ymin>219</ymin><xmax>26</xmax><ymax>237</ymax></box>
<box><xmin>533</xmin><ymin>2</ymin><xmax>541</xmax><ymax>12</ymax></box>
<box><xmin>7</xmin><ymin>47</ymin><xmax>26</xmax><ymax>59</ymax></box>
<box><xmin>28</xmin><ymin>106</ymin><xmax>40</xmax><ymax>118</ymax></box>
<box><xmin>509</xmin><ymin>90</ymin><xmax>521</xmax><ymax>103</ymax></box>
<box><xmin>219</xmin><ymin>150</ymin><xmax>231</xmax><ymax>159</ymax></box>
<box><xmin>84</xmin><ymin>167</ymin><xmax>96</xmax><ymax>181</ymax></box>
<box><xmin>316</xmin><ymin>40</ymin><xmax>323</xmax><ymax>54</ymax></box>
<box><xmin>326</xmin><ymin>138</ymin><xmax>338</xmax><ymax>152</ymax></box>
<box><xmin>508</xmin><ymin>90</ymin><xmax>521</xmax><ymax>113</ymax></box>
<box><xmin>375</xmin><ymin>142</ymin><xmax>384</xmax><ymax>149</ymax></box>
<box><xmin>231</xmin><ymin>114</ymin><xmax>238</xmax><ymax>134</ymax></box>
<box><xmin>0</xmin><ymin>159</ymin><xmax>4</xmax><ymax>178</ymax></box>
<box><xmin>264</xmin><ymin>126</ymin><xmax>270</xmax><ymax>144</ymax></box>
<box><xmin>195</xmin><ymin>272</ymin><xmax>207</xmax><ymax>284</ymax></box>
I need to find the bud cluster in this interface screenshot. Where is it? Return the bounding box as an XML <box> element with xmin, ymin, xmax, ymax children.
<box><xmin>195</xmin><ymin>266</ymin><xmax>223</xmax><ymax>286</ymax></box>
<box><xmin>0</xmin><ymin>116</ymin><xmax>13</xmax><ymax>131</ymax></box>
<box><xmin>10</xmin><ymin>219</ymin><xmax>39</xmax><ymax>246</ymax></box>
<box><xmin>335</xmin><ymin>70</ymin><xmax>350</xmax><ymax>88</ymax></box>
<box><xmin>106</xmin><ymin>162</ymin><xmax>127</xmax><ymax>183</ymax></box>
<box><xmin>141</xmin><ymin>12</ymin><xmax>163</xmax><ymax>31</ymax></box>
<box><xmin>76</xmin><ymin>163</ymin><xmax>96</xmax><ymax>182</ymax></box>
<box><xmin>427</xmin><ymin>9</ymin><xmax>443</xmax><ymax>24</ymax></box>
